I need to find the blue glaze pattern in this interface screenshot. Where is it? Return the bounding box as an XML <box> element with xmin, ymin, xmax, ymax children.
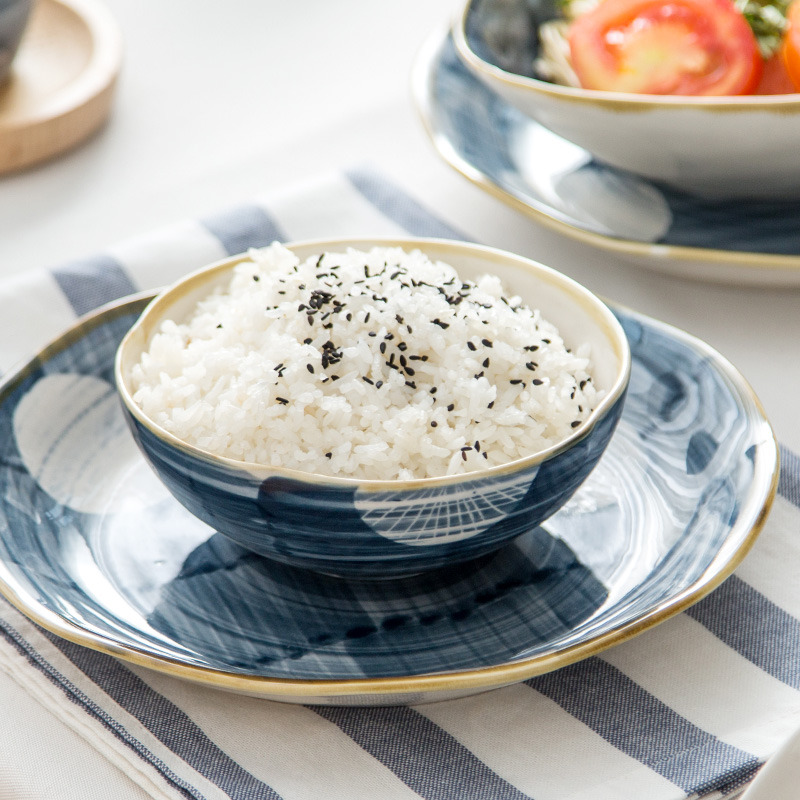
<box><xmin>125</xmin><ymin>405</ymin><xmax>621</xmax><ymax>579</ymax></box>
<box><xmin>423</xmin><ymin>31</ymin><xmax>800</xmax><ymax>256</ymax></box>
<box><xmin>121</xmin><ymin>331</ymin><xmax>623</xmax><ymax>579</ymax></box>
<box><xmin>0</xmin><ymin>296</ymin><xmax>776</xmax><ymax>687</ymax></box>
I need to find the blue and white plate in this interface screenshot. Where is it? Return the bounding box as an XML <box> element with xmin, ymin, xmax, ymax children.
<box><xmin>413</xmin><ymin>30</ymin><xmax>800</xmax><ymax>287</ymax></box>
<box><xmin>0</xmin><ymin>294</ymin><xmax>778</xmax><ymax>704</ymax></box>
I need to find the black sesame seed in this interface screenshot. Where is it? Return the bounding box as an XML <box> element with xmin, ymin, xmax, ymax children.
<box><xmin>432</xmin><ymin>319</ymin><xmax>449</xmax><ymax>329</ymax></box>
<box><xmin>380</xmin><ymin>342</ymin><xmax>386</xmax><ymax>354</ymax></box>
<box><xmin>447</xmin><ymin>403</ymin><xmax>455</xmax><ymax>411</ymax></box>
<box><xmin>385</xmin><ymin>332</ymin><xmax>394</xmax><ymax>340</ymax></box>
<box><xmin>405</xmin><ymin>380</ymin><xmax>416</xmax><ymax>389</ymax></box>
<box><xmin>467</xmin><ymin>341</ymin><xmax>477</xmax><ymax>351</ymax></box>
<box><xmin>276</xmin><ymin>397</ymin><xmax>289</xmax><ymax>405</ymax></box>
<box><xmin>481</xmin><ymin>338</ymin><xmax>493</xmax><ymax>348</ymax></box>
<box><xmin>430</xmin><ymin>387</ymin><xmax>437</xmax><ymax>394</ymax></box>
<box><xmin>330</xmin><ymin>375</ymin><xmax>340</xmax><ymax>381</ymax></box>
<box><xmin>346</xmin><ymin>313</ymin><xmax>353</xmax><ymax>322</ymax></box>
<box><xmin>364</xmin><ymin>312</ymin><xmax>370</xmax><ymax>323</ymax></box>
<box><xmin>571</xmin><ymin>420</ymin><xmax>581</xmax><ymax>428</ymax></box>
<box><xmin>532</xmin><ymin>379</ymin><xmax>544</xmax><ymax>386</ymax></box>
<box><xmin>376</xmin><ymin>380</ymin><xmax>384</xmax><ymax>389</ymax></box>
<box><xmin>362</xmin><ymin>376</ymin><xmax>374</xmax><ymax>385</ymax></box>
<box><xmin>325</xmin><ymin>452</ymin><xmax>332</xmax><ymax>459</ymax></box>
<box><xmin>252</xmin><ymin>275</ymin><xmax>260</xmax><ymax>282</ymax></box>
<box><xmin>483</xmin><ymin>358</ymin><xmax>490</xmax><ymax>368</ymax></box>
<box><xmin>461</xmin><ymin>451</ymin><xmax>467</xmax><ymax>461</ymax></box>
<box><xmin>475</xmin><ymin>441</ymin><xmax>481</xmax><ymax>452</ymax></box>
<box><xmin>431</xmin><ymin>421</ymin><xmax>438</xmax><ymax>427</ymax></box>
<box><xmin>307</xmin><ymin>364</ymin><xmax>314</xmax><ymax>373</ymax></box>
<box><xmin>525</xmin><ymin>362</ymin><xmax>536</xmax><ymax>371</ymax></box>
<box><xmin>304</xmin><ymin>338</ymin><xmax>312</xmax><ymax>344</ymax></box>
<box><xmin>399</xmin><ymin>355</ymin><xmax>407</xmax><ymax>368</ymax></box>
<box><xmin>405</xmin><ymin>367</ymin><xmax>415</xmax><ymax>376</ymax></box>
<box><xmin>483</xmin><ymin>452</ymin><xmax>488</xmax><ymax>459</ymax></box>
<box><xmin>368</xmin><ymin>331</ymin><xmax>377</xmax><ymax>337</ymax></box>
<box><xmin>216</xmin><ymin>323</ymin><xmax>223</xmax><ymax>329</ymax></box>
<box><xmin>488</xmin><ymin>401</ymin><xmax>494</xmax><ymax>409</ymax></box>
<box><xmin>398</xmin><ymin>342</ymin><xmax>408</xmax><ymax>352</ymax></box>
<box><xmin>542</xmin><ymin>338</ymin><xmax>551</xmax><ymax>344</ymax></box>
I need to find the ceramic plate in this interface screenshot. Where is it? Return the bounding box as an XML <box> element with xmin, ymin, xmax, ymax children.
<box><xmin>0</xmin><ymin>294</ymin><xmax>777</xmax><ymax>705</ymax></box>
<box><xmin>413</xmin><ymin>31</ymin><xmax>800</xmax><ymax>287</ymax></box>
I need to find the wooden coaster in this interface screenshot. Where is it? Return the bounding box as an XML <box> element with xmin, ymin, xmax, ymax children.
<box><xmin>0</xmin><ymin>0</ymin><xmax>122</xmax><ymax>174</ymax></box>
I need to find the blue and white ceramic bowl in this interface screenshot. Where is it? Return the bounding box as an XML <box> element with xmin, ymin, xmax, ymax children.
<box><xmin>116</xmin><ymin>237</ymin><xmax>630</xmax><ymax>579</ymax></box>
<box><xmin>454</xmin><ymin>0</ymin><xmax>800</xmax><ymax>198</ymax></box>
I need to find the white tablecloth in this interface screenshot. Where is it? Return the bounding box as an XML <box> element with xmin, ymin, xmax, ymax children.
<box><xmin>1</xmin><ymin>1</ymin><xmax>799</xmax><ymax>797</ymax></box>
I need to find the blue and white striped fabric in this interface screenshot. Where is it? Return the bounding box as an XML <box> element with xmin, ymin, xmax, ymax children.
<box><xmin>1</xmin><ymin>167</ymin><xmax>799</xmax><ymax>800</ymax></box>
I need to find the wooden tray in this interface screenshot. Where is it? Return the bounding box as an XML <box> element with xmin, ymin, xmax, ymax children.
<box><xmin>0</xmin><ymin>0</ymin><xmax>122</xmax><ymax>174</ymax></box>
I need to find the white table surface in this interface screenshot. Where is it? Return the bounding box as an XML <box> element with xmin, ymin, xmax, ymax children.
<box><xmin>0</xmin><ymin>0</ymin><xmax>797</xmax><ymax>795</ymax></box>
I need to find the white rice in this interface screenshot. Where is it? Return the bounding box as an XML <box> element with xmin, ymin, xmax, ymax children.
<box><xmin>130</xmin><ymin>243</ymin><xmax>602</xmax><ymax>480</ymax></box>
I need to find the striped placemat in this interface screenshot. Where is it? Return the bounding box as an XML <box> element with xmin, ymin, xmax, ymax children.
<box><xmin>0</xmin><ymin>167</ymin><xmax>799</xmax><ymax>800</ymax></box>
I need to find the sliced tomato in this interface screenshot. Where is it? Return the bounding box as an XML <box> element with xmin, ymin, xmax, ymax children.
<box><xmin>782</xmin><ymin>0</ymin><xmax>800</xmax><ymax>90</ymax></box>
<box><xmin>755</xmin><ymin>53</ymin><xmax>797</xmax><ymax>93</ymax></box>
<box><xmin>568</xmin><ymin>0</ymin><xmax>763</xmax><ymax>95</ymax></box>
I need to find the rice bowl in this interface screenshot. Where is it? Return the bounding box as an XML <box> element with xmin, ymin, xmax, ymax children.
<box><xmin>128</xmin><ymin>242</ymin><xmax>603</xmax><ymax>481</ymax></box>
<box><xmin>116</xmin><ymin>237</ymin><xmax>630</xmax><ymax>578</ymax></box>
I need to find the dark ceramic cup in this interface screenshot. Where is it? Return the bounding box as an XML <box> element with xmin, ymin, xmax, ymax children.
<box><xmin>0</xmin><ymin>0</ymin><xmax>33</xmax><ymax>84</ymax></box>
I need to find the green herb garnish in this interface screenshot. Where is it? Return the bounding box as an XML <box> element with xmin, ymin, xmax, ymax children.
<box><xmin>734</xmin><ymin>0</ymin><xmax>792</xmax><ymax>57</ymax></box>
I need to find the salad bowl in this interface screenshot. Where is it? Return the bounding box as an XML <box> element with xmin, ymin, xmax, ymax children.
<box><xmin>454</xmin><ymin>0</ymin><xmax>800</xmax><ymax>198</ymax></box>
